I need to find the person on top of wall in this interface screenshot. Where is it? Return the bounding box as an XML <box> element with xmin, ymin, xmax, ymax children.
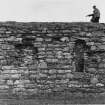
<box><xmin>86</xmin><ymin>5</ymin><xmax>100</xmax><ymax>23</ymax></box>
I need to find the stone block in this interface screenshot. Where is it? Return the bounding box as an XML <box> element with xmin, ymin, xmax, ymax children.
<box><xmin>96</xmin><ymin>83</ymin><xmax>104</xmax><ymax>87</ymax></box>
<box><xmin>47</xmin><ymin>55</ymin><xmax>54</xmax><ymax>58</ymax></box>
<box><xmin>16</xmin><ymin>84</ymin><xmax>25</xmax><ymax>88</ymax></box>
<box><xmin>69</xmin><ymin>80</ymin><xmax>79</xmax><ymax>84</ymax></box>
<box><xmin>0</xmin><ymin>30</ymin><xmax>5</xmax><ymax>33</ymax></box>
<box><xmin>98</xmin><ymin>69</ymin><xmax>105</xmax><ymax>72</ymax></box>
<box><xmin>38</xmin><ymin>47</ymin><xmax>45</xmax><ymax>51</ymax></box>
<box><xmin>101</xmin><ymin>37</ymin><xmax>105</xmax><ymax>42</ymax></box>
<box><xmin>29</xmin><ymin>74</ymin><xmax>38</xmax><ymax>79</ymax></box>
<box><xmin>7</xmin><ymin>80</ymin><xmax>14</xmax><ymax>85</ymax></box>
<box><xmin>87</xmin><ymin>42</ymin><xmax>94</xmax><ymax>45</ymax></box>
<box><xmin>38</xmin><ymin>55</ymin><xmax>45</xmax><ymax>58</ymax></box>
<box><xmin>10</xmin><ymin>70</ymin><xmax>18</xmax><ymax>74</ymax></box>
<box><xmin>11</xmin><ymin>74</ymin><xmax>21</xmax><ymax>79</ymax></box>
<box><xmin>28</xmin><ymin>65</ymin><xmax>38</xmax><ymax>70</ymax></box>
<box><xmin>33</xmin><ymin>42</ymin><xmax>42</xmax><ymax>47</ymax></box>
<box><xmin>6</xmin><ymin>36</ymin><xmax>16</xmax><ymax>41</ymax></box>
<box><xmin>15</xmin><ymin>37</ymin><xmax>22</xmax><ymax>42</ymax></box>
<box><xmin>29</xmin><ymin>70</ymin><xmax>37</xmax><ymax>74</ymax></box>
<box><xmin>90</xmin><ymin>76</ymin><xmax>99</xmax><ymax>85</ymax></box>
<box><xmin>56</xmin><ymin>74</ymin><xmax>64</xmax><ymax>79</ymax></box>
<box><xmin>63</xmin><ymin>53</ymin><xmax>72</xmax><ymax>59</ymax></box>
<box><xmin>56</xmin><ymin>55</ymin><xmax>62</xmax><ymax>59</ymax></box>
<box><xmin>52</xmin><ymin>59</ymin><xmax>58</xmax><ymax>62</ymax></box>
<box><xmin>46</xmin><ymin>51</ymin><xmax>53</xmax><ymax>55</ymax></box>
<box><xmin>12</xmin><ymin>87</ymin><xmax>26</xmax><ymax>93</ymax></box>
<box><xmin>62</xmin><ymin>30</ymin><xmax>71</xmax><ymax>33</ymax></box>
<box><xmin>2</xmin><ymin>74</ymin><xmax>10</xmax><ymax>79</ymax></box>
<box><xmin>46</xmin><ymin>58</ymin><xmax>57</xmax><ymax>63</ymax></box>
<box><xmin>2</xmin><ymin>70</ymin><xmax>11</xmax><ymax>74</ymax></box>
<box><xmin>65</xmin><ymin>70</ymin><xmax>72</xmax><ymax>73</ymax></box>
<box><xmin>83</xmin><ymin>84</ymin><xmax>90</xmax><ymax>87</ymax></box>
<box><xmin>36</xmin><ymin>38</ymin><xmax>43</xmax><ymax>42</ymax></box>
<box><xmin>48</xmin><ymin>74</ymin><xmax>56</xmax><ymax>79</ymax></box>
<box><xmin>99</xmin><ymin>63</ymin><xmax>105</xmax><ymax>68</ymax></box>
<box><xmin>27</xmin><ymin>89</ymin><xmax>38</xmax><ymax>94</ymax></box>
<box><xmin>87</xmin><ymin>68</ymin><xmax>97</xmax><ymax>73</ymax></box>
<box><xmin>14</xmin><ymin>80</ymin><xmax>24</xmax><ymax>85</ymax></box>
<box><xmin>60</xmin><ymin>37</ymin><xmax>69</xmax><ymax>42</ymax></box>
<box><xmin>0</xmin><ymin>55</ymin><xmax>4</xmax><ymax>59</ymax></box>
<box><xmin>38</xmin><ymin>51</ymin><xmax>45</xmax><ymax>55</ymax></box>
<box><xmin>6</xmin><ymin>31</ymin><xmax>12</xmax><ymax>34</ymax></box>
<box><xmin>0</xmin><ymin>79</ymin><xmax>5</xmax><ymax>85</ymax></box>
<box><xmin>59</xmin><ymin>79</ymin><xmax>69</xmax><ymax>84</ymax></box>
<box><xmin>86</xmin><ymin>33</ymin><xmax>92</xmax><ymax>36</ymax></box>
<box><xmin>49</xmin><ymin>69</ymin><xmax>57</xmax><ymax>74</ymax></box>
<box><xmin>24</xmin><ymin>83</ymin><xmax>36</xmax><ymax>88</ymax></box>
<box><xmin>0</xmin><ymin>85</ymin><xmax>9</xmax><ymax>89</ymax></box>
<box><xmin>23</xmin><ymin>80</ymin><xmax>30</xmax><ymax>84</ymax></box>
<box><xmin>38</xmin><ymin>73</ymin><xmax>47</xmax><ymax>78</ymax></box>
<box><xmin>44</xmin><ymin>38</ymin><xmax>52</xmax><ymax>42</ymax></box>
<box><xmin>2</xmin><ymin>65</ymin><xmax>14</xmax><ymax>70</ymax></box>
<box><xmin>38</xmin><ymin>61</ymin><xmax>47</xmax><ymax>68</ymax></box>
<box><xmin>57</xmin><ymin>70</ymin><xmax>65</xmax><ymax>74</ymax></box>
<box><xmin>97</xmin><ymin>45</ymin><xmax>105</xmax><ymax>50</ymax></box>
<box><xmin>91</xmin><ymin>45</ymin><xmax>97</xmax><ymax>50</ymax></box>
<box><xmin>88</xmin><ymin>63</ymin><xmax>97</xmax><ymax>68</ymax></box>
<box><xmin>62</xmin><ymin>65</ymin><xmax>71</xmax><ymax>69</ymax></box>
<box><xmin>68</xmin><ymin>84</ymin><xmax>81</xmax><ymax>88</ymax></box>
<box><xmin>66</xmin><ymin>73</ymin><xmax>74</xmax><ymax>79</ymax></box>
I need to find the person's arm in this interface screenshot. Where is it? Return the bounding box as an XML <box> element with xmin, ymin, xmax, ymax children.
<box><xmin>86</xmin><ymin>14</ymin><xmax>94</xmax><ymax>17</ymax></box>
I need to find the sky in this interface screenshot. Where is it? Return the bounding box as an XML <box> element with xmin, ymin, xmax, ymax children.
<box><xmin>0</xmin><ymin>0</ymin><xmax>105</xmax><ymax>22</ymax></box>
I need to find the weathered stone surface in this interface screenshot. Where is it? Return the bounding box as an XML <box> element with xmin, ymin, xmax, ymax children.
<box><xmin>0</xmin><ymin>85</ymin><xmax>9</xmax><ymax>89</ymax></box>
<box><xmin>49</xmin><ymin>69</ymin><xmax>57</xmax><ymax>74</ymax></box>
<box><xmin>66</xmin><ymin>73</ymin><xmax>74</xmax><ymax>79</ymax></box>
<box><xmin>96</xmin><ymin>83</ymin><xmax>104</xmax><ymax>87</ymax></box>
<box><xmin>7</xmin><ymin>80</ymin><xmax>14</xmax><ymax>85</ymax></box>
<box><xmin>11</xmin><ymin>74</ymin><xmax>21</xmax><ymax>79</ymax></box>
<box><xmin>0</xmin><ymin>22</ymin><xmax>105</xmax><ymax>97</ymax></box>
<box><xmin>90</xmin><ymin>76</ymin><xmax>99</xmax><ymax>85</ymax></box>
<box><xmin>38</xmin><ymin>60</ymin><xmax>47</xmax><ymax>68</ymax></box>
<box><xmin>99</xmin><ymin>63</ymin><xmax>105</xmax><ymax>68</ymax></box>
<box><xmin>87</xmin><ymin>68</ymin><xmax>97</xmax><ymax>73</ymax></box>
<box><xmin>97</xmin><ymin>45</ymin><xmax>105</xmax><ymax>50</ymax></box>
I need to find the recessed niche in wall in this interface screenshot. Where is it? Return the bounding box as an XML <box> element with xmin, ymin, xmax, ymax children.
<box><xmin>74</xmin><ymin>39</ymin><xmax>86</xmax><ymax>72</ymax></box>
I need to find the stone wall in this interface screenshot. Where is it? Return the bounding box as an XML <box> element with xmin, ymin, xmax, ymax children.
<box><xmin>0</xmin><ymin>22</ymin><xmax>105</xmax><ymax>98</ymax></box>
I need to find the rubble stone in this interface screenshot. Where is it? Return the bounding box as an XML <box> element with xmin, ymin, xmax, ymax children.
<box><xmin>0</xmin><ymin>22</ymin><xmax>105</xmax><ymax>97</ymax></box>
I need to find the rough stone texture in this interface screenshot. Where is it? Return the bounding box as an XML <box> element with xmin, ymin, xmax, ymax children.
<box><xmin>0</xmin><ymin>22</ymin><xmax>105</xmax><ymax>98</ymax></box>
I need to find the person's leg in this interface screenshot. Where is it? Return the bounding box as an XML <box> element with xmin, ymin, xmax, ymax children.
<box><xmin>94</xmin><ymin>17</ymin><xmax>100</xmax><ymax>23</ymax></box>
<box><xmin>91</xmin><ymin>17</ymin><xmax>95</xmax><ymax>22</ymax></box>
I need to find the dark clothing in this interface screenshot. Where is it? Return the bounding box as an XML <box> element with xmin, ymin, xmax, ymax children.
<box><xmin>91</xmin><ymin>17</ymin><xmax>100</xmax><ymax>23</ymax></box>
<box><xmin>87</xmin><ymin>7</ymin><xmax>100</xmax><ymax>23</ymax></box>
<box><xmin>93</xmin><ymin>8</ymin><xmax>100</xmax><ymax>18</ymax></box>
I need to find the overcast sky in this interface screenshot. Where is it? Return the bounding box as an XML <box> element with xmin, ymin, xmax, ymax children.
<box><xmin>0</xmin><ymin>0</ymin><xmax>105</xmax><ymax>22</ymax></box>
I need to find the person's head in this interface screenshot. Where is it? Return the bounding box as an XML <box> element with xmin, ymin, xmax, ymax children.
<box><xmin>93</xmin><ymin>5</ymin><xmax>96</xmax><ymax>9</ymax></box>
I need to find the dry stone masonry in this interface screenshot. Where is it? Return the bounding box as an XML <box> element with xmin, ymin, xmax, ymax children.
<box><xmin>0</xmin><ymin>22</ymin><xmax>105</xmax><ymax>98</ymax></box>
